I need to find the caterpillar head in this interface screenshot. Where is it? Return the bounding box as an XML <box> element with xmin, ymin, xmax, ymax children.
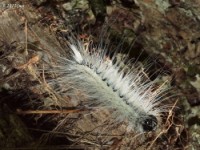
<box><xmin>141</xmin><ymin>115</ymin><xmax>158</xmax><ymax>132</ymax></box>
<box><xmin>129</xmin><ymin>114</ymin><xmax>158</xmax><ymax>132</ymax></box>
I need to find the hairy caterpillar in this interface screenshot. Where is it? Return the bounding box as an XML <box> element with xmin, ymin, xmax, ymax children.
<box><xmin>42</xmin><ymin>34</ymin><xmax>170</xmax><ymax>133</ymax></box>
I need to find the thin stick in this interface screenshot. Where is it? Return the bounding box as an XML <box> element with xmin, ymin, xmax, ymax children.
<box><xmin>16</xmin><ymin>109</ymin><xmax>86</xmax><ymax>115</ymax></box>
<box><xmin>147</xmin><ymin>99</ymin><xmax>178</xmax><ymax>150</ymax></box>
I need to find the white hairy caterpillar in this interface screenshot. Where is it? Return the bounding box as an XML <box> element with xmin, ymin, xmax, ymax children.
<box><xmin>42</xmin><ymin>33</ymin><xmax>170</xmax><ymax>133</ymax></box>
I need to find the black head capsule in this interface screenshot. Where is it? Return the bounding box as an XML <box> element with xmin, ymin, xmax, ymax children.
<box><xmin>142</xmin><ymin>115</ymin><xmax>158</xmax><ymax>132</ymax></box>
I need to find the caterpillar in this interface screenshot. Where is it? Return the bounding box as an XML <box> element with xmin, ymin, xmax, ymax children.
<box><xmin>41</xmin><ymin>34</ymin><xmax>170</xmax><ymax>133</ymax></box>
